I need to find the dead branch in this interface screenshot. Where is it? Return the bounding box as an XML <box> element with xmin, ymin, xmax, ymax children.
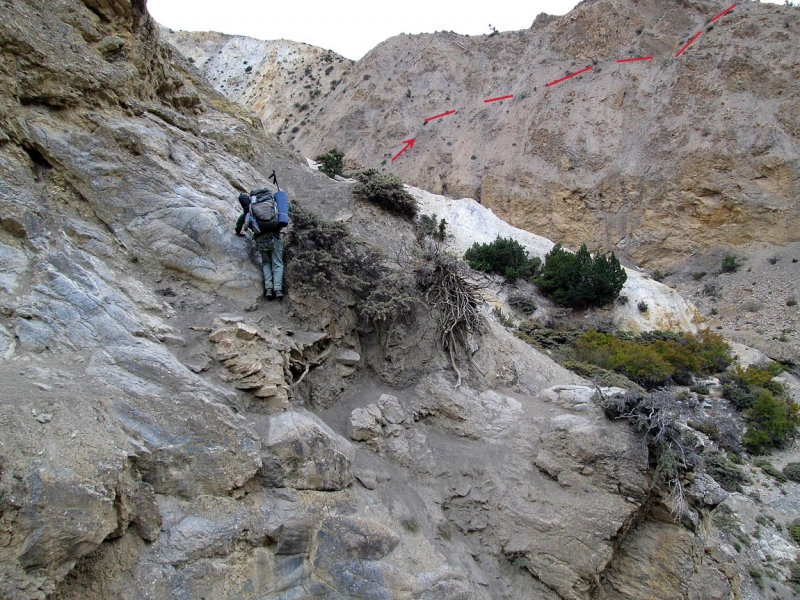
<box><xmin>416</xmin><ymin>246</ymin><xmax>486</xmax><ymax>386</ymax></box>
<box><xmin>290</xmin><ymin>344</ymin><xmax>335</xmax><ymax>387</ymax></box>
<box><xmin>448</xmin><ymin>331</ymin><xmax>463</xmax><ymax>389</ymax></box>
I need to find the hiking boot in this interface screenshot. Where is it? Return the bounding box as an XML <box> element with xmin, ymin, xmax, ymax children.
<box><xmin>264</xmin><ymin>289</ymin><xmax>275</xmax><ymax>300</ymax></box>
<box><xmin>275</xmin><ymin>290</ymin><xmax>284</xmax><ymax>301</ymax></box>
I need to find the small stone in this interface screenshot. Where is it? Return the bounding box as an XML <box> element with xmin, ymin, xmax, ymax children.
<box><xmin>35</xmin><ymin>413</ymin><xmax>52</xmax><ymax>423</ymax></box>
<box><xmin>218</xmin><ymin>315</ymin><xmax>245</xmax><ymax>324</ymax></box>
<box><xmin>378</xmin><ymin>394</ymin><xmax>405</xmax><ymax>424</ymax></box>
<box><xmin>32</xmin><ymin>382</ymin><xmax>52</xmax><ymax>391</ymax></box>
<box><xmin>186</xmin><ymin>354</ymin><xmax>212</xmax><ymax>373</ymax></box>
<box><xmin>337</xmin><ymin>364</ymin><xmax>356</xmax><ymax>378</ymax></box>
<box><xmin>98</xmin><ymin>35</ymin><xmax>125</xmax><ymax>53</ymax></box>
<box><xmin>455</xmin><ymin>481</ymin><xmax>472</xmax><ymax>497</ymax></box>
<box><xmin>159</xmin><ymin>334</ymin><xmax>186</xmax><ymax>347</ymax></box>
<box><xmin>355</xmin><ymin>469</ymin><xmax>378</xmax><ymax>490</ymax></box>
<box><xmin>348</xmin><ymin>406</ymin><xmax>382</xmax><ymax>441</ymax></box>
<box><xmin>209</xmin><ymin>328</ymin><xmax>234</xmax><ymax>343</ymax></box>
<box><xmin>235</xmin><ymin>322</ymin><xmax>259</xmax><ymax>341</ymax></box>
<box><xmin>335</xmin><ymin>349</ymin><xmax>361</xmax><ymax>366</ymax></box>
<box><xmin>254</xmin><ymin>384</ymin><xmax>279</xmax><ymax>398</ymax></box>
<box><xmin>234</xmin><ymin>375</ymin><xmax>267</xmax><ymax>390</ymax></box>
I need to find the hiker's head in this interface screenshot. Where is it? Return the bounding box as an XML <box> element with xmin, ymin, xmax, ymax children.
<box><xmin>238</xmin><ymin>193</ymin><xmax>250</xmax><ymax>210</ymax></box>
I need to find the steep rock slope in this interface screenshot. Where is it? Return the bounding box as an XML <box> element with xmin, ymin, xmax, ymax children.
<box><xmin>0</xmin><ymin>1</ymin><xmax>793</xmax><ymax>600</ymax></box>
<box><xmin>169</xmin><ymin>0</ymin><xmax>800</xmax><ymax>269</ymax></box>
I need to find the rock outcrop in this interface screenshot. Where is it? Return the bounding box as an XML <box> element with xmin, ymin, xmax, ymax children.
<box><xmin>0</xmin><ymin>1</ymin><xmax>791</xmax><ymax>599</ymax></box>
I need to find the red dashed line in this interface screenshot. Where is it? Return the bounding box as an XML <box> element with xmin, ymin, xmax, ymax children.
<box><xmin>675</xmin><ymin>31</ymin><xmax>702</xmax><ymax>57</ymax></box>
<box><xmin>390</xmin><ymin>4</ymin><xmax>742</xmax><ymax>161</ymax></box>
<box><xmin>424</xmin><ymin>110</ymin><xmax>456</xmax><ymax>123</ymax></box>
<box><xmin>711</xmin><ymin>3</ymin><xmax>736</xmax><ymax>23</ymax></box>
<box><xmin>484</xmin><ymin>94</ymin><xmax>514</xmax><ymax>103</ymax></box>
<box><xmin>617</xmin><ymin>56</ymin><xmax>654</xmax><ymax>63</ymax></box>
<box><xmin>546</xmin><ymin>65</ymin><xmax>594</xmax><ymax>87</ymax></box>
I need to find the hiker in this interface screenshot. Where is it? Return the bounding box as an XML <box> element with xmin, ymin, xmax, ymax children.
<box><xmin>235</xmin><ymin>179</ymin><xmax>289</xmax><ymax>300</ymax></box>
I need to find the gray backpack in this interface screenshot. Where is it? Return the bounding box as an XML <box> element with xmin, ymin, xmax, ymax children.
<box><xmin>247</xmin><ymin>188</ymin><xmax>281</xmax><ymax>234</ymax></box>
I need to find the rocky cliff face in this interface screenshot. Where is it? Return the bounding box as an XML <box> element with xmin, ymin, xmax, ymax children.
<box><xmin>0</xmin><ymin>1</ymin><xmax>796</xmax><ymax>599</ymax></box>
<box><xmin>168</xmin><ymin>0</ymin><xmax>800</xmax><ymax>269</ymax></box>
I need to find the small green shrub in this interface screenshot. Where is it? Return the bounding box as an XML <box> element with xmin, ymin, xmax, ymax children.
<box><xmin>754</xmin><ymin>459</ymin><xmax>787</xmax><ymax>483</ymax></box>
<box><xmin>782</xmin><ymin>462</ymin><xmax>800</xmax><ymax>483</ymax></box>
<box><xmin>705</xmin><ymin>451</ymin><xmax>751</xmax><ymax>493</ymax></box>
<box><xmin>508</xmin><ymin>293</ymin><xmax>537</xmax><ymax>315</ymax></box>
<box><xmin>534</xmin><ymin>243</ymin><xmax>627</xmax><ymax>309</ymax></box>
<box><xmin>493</xmin><ymin>306</ymin><xmax>514</xmax><ymax>327</ymax></box>
<box><xmin>652</xmin><ymin>269</ymin><xmax>666</xmax><ymax>281</ymax></box>
<box><xmin>693</xmin><ymin>271</ymin><xmax>706</xmax><ymax>280</ymax></box>
<box><xmin>690</xmin><ymin>385</ymin><xmax>710</xmax><ymax>396</ymax></box>
<box><xmin>789</xmin><ymin>520</ymin><xmax>800</xmax><ymax>545</ymax></box>
<box><xmin>722</xmin><ymin>382</ymin><xmax>760</xmax><ymax>409</ymax></box>
<box><xmin>788</xmin><ymin>297</ymin><xmax>798</xmax><ymax>307</ymax></box>
<box><xmin>722</xmin><ymin>255</ymin><xmax>740</xmax><ymax>273</ymax></box>
<box><xmin>687</xmin><ymin>420</ymin><xmax>720</xmax><ymax>441</ymax></box>
<box><xmin>788</xmin><ymin>561</ymin><xmax>800</xmax><ymax>593</ymax></box>
<box><xmin>464</xmin><ymin>236</ymin><xmax>541</xmax><ymax>281</ymax></box>
<box><xmin>749</xmin><ymin>567</ymin><xmax>764</xmax><ymax>590</ymax></box>
<box><xmin>353</xmin><ymin>169</ymin><xmax>418</xmax><ymax>219</ymax></box>
<box><xmin>743</xmin><ymin>390</ymin><xmax>800</xmax><ymax>454</ymax></box>
<box><xmin>315</xmin><ymin>148</ymin><xmax>345</xmax><ymax>179</ymax></box>
<box><xmin>703</xmin><ymin>283</ymin><xmax>721</xmax><ymax>298</ymax></box>
<box><xmin>418</xmin><ymin>214</ymin><xmax>447</xmax><ymax>241</ymax></box>
<box><xmin>436</xmin><ymin>521</ymin><xmax>453</xmax><ymax>540</ymax></box>
<box><xmin>637</xmin><ymin>300</ymin><xmax>649</xmax><ymax>312</ymax></box>
<box><xmin>401</xmin><ymin>518</ymin><xmax>419</xmax><ymax>533</ymax></box>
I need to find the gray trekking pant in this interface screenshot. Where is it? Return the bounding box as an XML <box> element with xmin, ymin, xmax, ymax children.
<box><xmin>258</xmin><ymin>235</ymin><xmax>284</xmax><ymax>292</ymax></box>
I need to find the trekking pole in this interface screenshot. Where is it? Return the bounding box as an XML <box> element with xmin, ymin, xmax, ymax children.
<box><xmin>269</xmin><ymin>170</ymin><xmax>280</xmax><ymax>191</ymax></box>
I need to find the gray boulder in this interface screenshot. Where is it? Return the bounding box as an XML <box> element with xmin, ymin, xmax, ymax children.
<box><xmin>257</xmin><ymin>410</ymin><xmax>354</xmax><ymax>491</ymax></box>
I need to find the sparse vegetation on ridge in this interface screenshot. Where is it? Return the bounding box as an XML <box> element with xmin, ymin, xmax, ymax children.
<box><xmin>353</xmin><ymin>169</ymin><xmax>418</xmax><ymax>219</ymax></box>
<box><xmin>285</xmin><ymin>207</ymin><xmax>416</xmax><ymax>329</ymax></box>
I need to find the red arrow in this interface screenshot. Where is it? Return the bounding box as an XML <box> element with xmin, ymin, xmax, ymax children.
<box><xmin>675</xmin><ymin>31</ymin><xmax>702</xmax><ymax>57</ymax></box>
<box><xmin>391</xmin><ymin>138</ymin><xmax>415</xmax><ymax>162</ymax></box>
<box><xmin>710</xmin><ymin>3</ymin><xmax>736</xmax><ymax>23</ymax></box>
<box><xmin>546</xmin><ymin>65</ymin><xmax>594</xmax><ymax>87</ymax></box>
<box><xmin>424</xmin><ymin>110</ymin><xmax>456</xmax><ymax>123</ymax></box>
<box><xmin>484</xmin><ymin>94</ymin><xmax>514</xmax><ymax>103</ymax></box>
<box><xmin>616</xmin><ymin>56</ymin><xmax>653</xmax><ymax>63</ymax></box>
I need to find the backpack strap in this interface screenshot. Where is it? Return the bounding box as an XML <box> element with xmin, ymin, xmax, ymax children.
<box><xmin>245</xmin><ymin>204</ymin><xmax>261</xmax><ymax>234</ymax></box>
